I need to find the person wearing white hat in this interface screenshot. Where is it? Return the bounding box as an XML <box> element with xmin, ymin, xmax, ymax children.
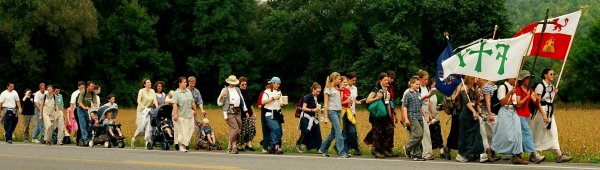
<box><xmin>217</xmin><ymin>75</ymin><xmax>248</xmax><ymax>154</ymax></box>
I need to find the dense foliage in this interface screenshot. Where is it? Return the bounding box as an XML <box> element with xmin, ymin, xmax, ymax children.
<box><xmin>0</xmin><ymin>0</ymin><xmax>595</xmax><ymax>106</ymax></box>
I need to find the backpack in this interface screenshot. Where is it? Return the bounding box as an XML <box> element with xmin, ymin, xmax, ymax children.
<box><xmin>294</xmin><ymin>96</ymin><xmax>304</xmax><ymax>118</ymax></box>
<box><xmin>529</xmin><ymin>83</ymin><xmax>547</xmax><ymax>117</ymax></box>
<box><xmin>491</xmin><ymin>84</ymin><xmax>508</xmax><ymax>115</ymax></box>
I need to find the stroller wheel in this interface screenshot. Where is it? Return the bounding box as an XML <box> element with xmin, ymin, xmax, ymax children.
<box><xmin>216</xmin><ymin>145</ymin><xmax>223</xmax><ymax>150</ymax></box>
<box><xmin>205</xmin><ymin>146</ymin><xmax>210</xmax><ymax>151</ymax></box>
<box><xmin>175</xmin><ymin>144</ymin><xmax>179</xmax><ymax>151</ymax></box>
<box><xmin>161</xmin><ymin>142</ymin><xmax>170</xmax><ymax>151</ymax></box>
<box><xmin>146</xmin><ymin>142</ymin><xmax>153</xmax><ymax>150</ymax></box>
<box><xmin>117</xmin><ymin>141</ymin><xmax>125</xmax><ymax>148</ymax></box>
<box><xmin>104</xmin><ymin>141</ymin><xmax>111</xmax><ymax>148</ymax></box>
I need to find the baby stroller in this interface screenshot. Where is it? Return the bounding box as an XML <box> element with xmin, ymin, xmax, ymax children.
<box><xmin>88</xmin><ymin>105</ymin><xmax>125</xmax><ymax>148</ymax></box>
<box><xmin>147</xmin><ymin>105</ymin><xmax>175</xmax><ymax>150</ymax></box>
<box><xmin>194</xmin><ymin>121</ymin><xmax>223</xmax><ymax>151</ymax></box>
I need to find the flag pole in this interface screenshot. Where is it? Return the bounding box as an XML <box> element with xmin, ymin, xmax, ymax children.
<box><xmin>515</xmin><ymin>28</ymin><xmax>538</xmax><ymax>87</ymax></box>
<box><xmin>492</xmin><ymin>25</ymin><xmax>499</xmax><ymax>40</ymax></box>
<box><xmin>552</xmin><ymin>7</ymin><xmax>585</xmax><ymax>102</ymax></box>
<box><xmin>531</xmin><ymin>9</ymin><xmax>551</xmax><ymax>75</ymax></box>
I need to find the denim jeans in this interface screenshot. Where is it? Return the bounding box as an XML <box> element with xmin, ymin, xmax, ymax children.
<box><xmin>3</xmin><ymin>109</ymin><xmax>18</xmax><ymax>141</ymax></box>
<box><xmin>77</xmin><ymin>107</ymin><xmax>90</xmax><ymax>143</ymax></box>
<box><xmin>32</xmin><ymin>109</ymin><xmax>44</xmax><ymax>141</ymax></box>
<box><xmin>319</xmin><ymin>110</ymin><xmax>347</xmax><ymax>156</ymax></box>
<box><xmin>260</xmin><ymin>108</ymin><xmax>271</xmax><ymax>150</ymax></box>
<box><xmin>265</xmin><ymin>115</ymin><xmax>282</xmax><ymax>149</ymax></box>
<box><xmin>520</xmin><ymin>116</ymin><xmax>536</xmax><ymax>153</ymax></box>
<box><xmin>342</xmin><ymin>113</ymin><xmax>358</xmax><ymax>153</ymax></box>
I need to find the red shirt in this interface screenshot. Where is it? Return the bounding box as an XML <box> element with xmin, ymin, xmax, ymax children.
<box><xmin>515</xmin><ymin>86</ymin><xmax>531</xmax><ymax>118</ymax></box>
<box><xmin>257</xmin><ymin>91</ymin><xmax>265</xmax><ymax>108</ymax></box>
<box><xmin>340</xmin><ymin>88</ymin><xmax>351</xmax><ymax>108</ymax></box>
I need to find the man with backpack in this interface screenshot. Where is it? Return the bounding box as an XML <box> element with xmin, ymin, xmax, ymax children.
<box><xmin>76</xmin><ymin>81</ymin><xmax>98</xmax><ymax>146</ymax></box>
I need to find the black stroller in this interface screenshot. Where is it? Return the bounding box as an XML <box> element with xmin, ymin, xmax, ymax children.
<box><xmin>89</xmin><ymin>105</ymin><xmax>125</xmax><ymax>148</ymax></box>
<box><xmin>147</xmin><ymin>105</ymin><xmax>175</xmax><ymax>150</ymax></box>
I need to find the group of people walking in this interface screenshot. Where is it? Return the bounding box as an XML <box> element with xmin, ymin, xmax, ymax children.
<box><xmin>0</xmin><ymin>69</ymin><xmax>572</xmax><ymax>164</ymax></box>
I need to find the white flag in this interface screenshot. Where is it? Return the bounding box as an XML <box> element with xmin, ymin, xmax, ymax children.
<box><xmin>442</xmin><ymin>33</ymin><xmax>533</xmax><ymax>81</ymax></box>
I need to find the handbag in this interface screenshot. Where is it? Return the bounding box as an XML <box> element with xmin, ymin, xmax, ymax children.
<box><xmin>368</xmin><ymin>100</ymin><xmax>387</xmax><ymax>119</ymax></box>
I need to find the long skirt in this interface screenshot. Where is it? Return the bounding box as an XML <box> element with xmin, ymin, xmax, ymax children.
<box><xmin>492</xmin><ymin>107</ymin><xmax>523</xmax><ymax>155</ymax></box>
<box><xmin>446</xmin><ymin>114</ymin><xmax>460</xmax><ymax>150</ymax></box>
<box><xmin>458</xmin><ymin>109</ymin><xmax>484</xmax><ymax>157</ymax></box>
<box><xmin>297</xmin><ymin>116</ymin><xmax>322</xmax><ymax>150</ymax></box>
<box><xmin>532</xmin><ymin>106</ymin><xmax>561</xmax><ymax>151</ymax></box>
<box><xmin>364</xmin><ymin>117</ymin><xmax>394</xmax><ymax>151</ymax></box>
<box><xmin>174</xmin><ymin>117</ymin><xmax>195</xmax><ymax>146</ymax></box>
<box><xmin>240</xmin><ymin>115</ymin><xmax>256</xmax><ymax>144</ymax></box>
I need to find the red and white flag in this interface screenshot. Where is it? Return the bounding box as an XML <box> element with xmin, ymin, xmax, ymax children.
<box><xmin>513</xmin><ymin>10</ymin><xmax>581</xmax><ymax>61</ymax></box>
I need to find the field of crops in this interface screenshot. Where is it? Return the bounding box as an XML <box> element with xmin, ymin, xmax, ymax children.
<box><xmin>2</xmin><ymin>107</ymin><xmax>599</xmax><ymax>163</ymax></box>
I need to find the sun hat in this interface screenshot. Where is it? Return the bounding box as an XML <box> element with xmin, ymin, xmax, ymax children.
<box><xmin>518</xmin><ymin>70</ymin><xmax>533</xmax><ymax>81</ymax></box>
<box><xmin>268</xmin><ymin>77</ymin><xmax>281</xmax><ymax>84</ymax></box>
<box><xmin>203</xmin><ymin>118</ymin><xmax>209</xmax><ymax>124</ymax></box>
<box><xmin>225</xmin><ymin>75</ymin><xmax>240</xmax><ymax>85</ymax></box>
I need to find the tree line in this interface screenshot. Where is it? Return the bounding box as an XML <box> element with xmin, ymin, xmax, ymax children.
<box><xmin>0</xmin><ymin>0</ymin><xmax>597</xmax><ymax>107</ymax></box>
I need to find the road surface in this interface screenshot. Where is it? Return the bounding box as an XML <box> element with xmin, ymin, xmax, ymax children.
<box><xmin>0</xmin><ymin>143</ymin><xmax>598</xmax><ymax>170</ymax></box>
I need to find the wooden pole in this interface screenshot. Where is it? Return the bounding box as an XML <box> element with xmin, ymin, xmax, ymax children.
<box><xmin>531</xmin><ymin>9</ymin><xmax>551</xmax><ymax>75</ymax></box>
<box><xmin>492</xmin><ymin>25</ymin><xmax>499</xmax><ymax>40</ymax></box>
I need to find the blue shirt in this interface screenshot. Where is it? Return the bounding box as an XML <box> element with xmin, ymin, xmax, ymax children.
<box><xmin>402</xmin><ymin>90</ymin><xmax>422</xmax><ymax>120</ymax></box>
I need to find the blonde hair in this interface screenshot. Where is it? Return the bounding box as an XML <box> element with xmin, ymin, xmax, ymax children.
<box><xmin>341</xmin><ymin>76</ymin><xmax>348</xmax><ymax>83</ymax></box>
<box><xmin>325</xmin><ymin>72</ymin><xmax>341</xmax><ymax>88</ymax></box>
<box><xmin>188</xmin><ymin>76</ymin><xmax>196</xmax><ymax>82</ymax></box>
<box><xmin>464</xmin><ymin>76</ymin><xmax>476</xmax><ymax>88</ymax></box>
<box><xmin>417</xmin><ymin>69</ymin><xmax>429</xmax><ymax>79</ymax></box>
<box><xmin>408</xmin><ymin>76</ymin><xmax>420</xmax><ymax>87</ymax></box>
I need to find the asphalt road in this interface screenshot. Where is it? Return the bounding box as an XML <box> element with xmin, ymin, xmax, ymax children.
<box><xmin>0</xmin><ymin>143</ymin><xmax>598</xmax><ymax>170</ymax></box>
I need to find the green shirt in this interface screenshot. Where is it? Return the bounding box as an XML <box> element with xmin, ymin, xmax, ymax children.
<box><xmin>173</xmin><ymin>88</ymin><xmax>194</xmax><ymax>119</ymax></box>
<box><xmin>77</xmin><ymin>90</ymin><xmax>97</xmax><ymax>108</ymax></box>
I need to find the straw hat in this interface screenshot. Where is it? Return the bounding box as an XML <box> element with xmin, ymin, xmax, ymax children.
<box><xmin>225</xmin><ymin>75</ymin><xmax>240</xmax><ymax>85</ymax></box>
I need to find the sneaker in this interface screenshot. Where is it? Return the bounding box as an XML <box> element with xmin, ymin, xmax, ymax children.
<box><xmin>557</xmin><ymin>154</ymin><xmax>572</xmax><ymax>163</ymax></box>
<box><xmin>339</xmin><ymin>154</ymin><xmax>350</xmax><ymax>158</ymax></box>
<box><xmin>180</xmin><ymin>147</ymin><xmax>188</xmax><ymax>152</ymax></box>
<box><xmin>7</xmin><ymin>140</ymin><xmax>12</xmax><ymax>144</ymax></box>
<box><xmin>413</xmin><ymin>157</ymin><xmax>426</xmax><ymax>161</ymax></box>
<box><xmin>262</xmin><ymin>149</ymin><xmax>268</xmax><ymax>154</ymax></box>
<box><xmin>295</xmin><ymin>145</ymin><xmax>303</xmax><ymax>153</ymax></box>
<box><xmin>320</xmin><ymin>150</ymin><xmax>330</xmax><ymax>157</ymax></box>
<box><xmin>274</xmin><ymin>146</ymin><xmax>283</xmax><ymax>155</ymax></box>
<box><xmin>511</xmin><ymin>155</ymin><xmax>529</xmax><ymax>165</ymax></box>
<box><xmin>455</xmin><ymin>154</ymin><xmax>468</xmax><ymax>163</ymax></box>
<box><xmin>403</xmin><ymin>145</ymin><xmax>412</xmax><ymax>159</ymax></box>
<box><xmin>32</xmin><ymin>139</ymin><xmax>40</xmax><ymax>144</ymax></box>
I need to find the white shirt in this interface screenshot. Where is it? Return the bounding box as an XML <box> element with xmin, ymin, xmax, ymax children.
<box><xmin>103</xmin><ymin>102</ymin><xmax>119</xmax><ymax>109</ymax></box>
<box><xmin>0</xmin><ymin>90</ymin><xmax>20</xmax><ymax>108</ymax></box>
<box><xmin>70</xmin><ymin>89</ymin><xmax>81</xmax><ymax>105</ymax></box>
<box><xmin>349</xmin><ymin>85</ymin><xmax>358</xmax><ymax>114</ymax></box>
<box><xmin>497</xmin><ymin>81</ymin><xmax>517</xmax><ymax>106</ymax></box>
<box><xmin>261</xmin><ymin>89</ymin><xmax>282</xmax><ymax>110</ymax></box>
<box><xmin>535</xmin><ymin>80</ymin><xmax>555</xmax><ymax>103</ymax></box>
<box><xmin>34</xmin><ymin>90</ymin><xmax>48</xmax><ymax>106</ymax></box>
<box><xmin>419</xmin><ymin>86</ymin><xmax>430</xmax><ymax>106</ymax></box>
<box><xmin>96</xmin><ymin>95</ymin><xmax>101</xmax><ymax>106</ymax></box>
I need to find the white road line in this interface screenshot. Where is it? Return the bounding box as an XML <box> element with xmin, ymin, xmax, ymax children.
<box><xmin>4</xmin><ymin>143</ymin><xmax>599</xmax><ymax>170</ymax></box>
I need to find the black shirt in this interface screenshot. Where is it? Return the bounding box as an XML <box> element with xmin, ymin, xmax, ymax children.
<box><xmin>240</xmin><ymin>89</ymin><xmax>254</xmax><ymax>115</ymax></box>
<box><xmin>21</xmin><ymin>96</ymin><xmax>35</xmax><ymax>115</ymax></box>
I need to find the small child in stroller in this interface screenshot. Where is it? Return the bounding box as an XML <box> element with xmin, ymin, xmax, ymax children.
<box><xmin>160</xmin><ymin>118</ymin><xmax>173</xmax><ymax>138</ymax></box>
<box><xmin>201</xmin><ymin>118</ymin><xmax>216</xmax><ymax>146</ymax></box>
<box><xmin>103</xmin><ymin>112</ymin><xmax>123</xmax><ymax>138</ymax></box>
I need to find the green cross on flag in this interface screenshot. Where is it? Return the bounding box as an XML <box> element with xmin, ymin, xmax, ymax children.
<box><xmin>442</xmin><ymin>33</ymin><xmax>533</xmax><ymax>81</ymax></box>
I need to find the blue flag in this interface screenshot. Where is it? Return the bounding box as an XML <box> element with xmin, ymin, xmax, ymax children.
<box><xmin>435</xmin><ymin>41</ymin><xmax>462</xmax><ymax>97</ymax></box>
